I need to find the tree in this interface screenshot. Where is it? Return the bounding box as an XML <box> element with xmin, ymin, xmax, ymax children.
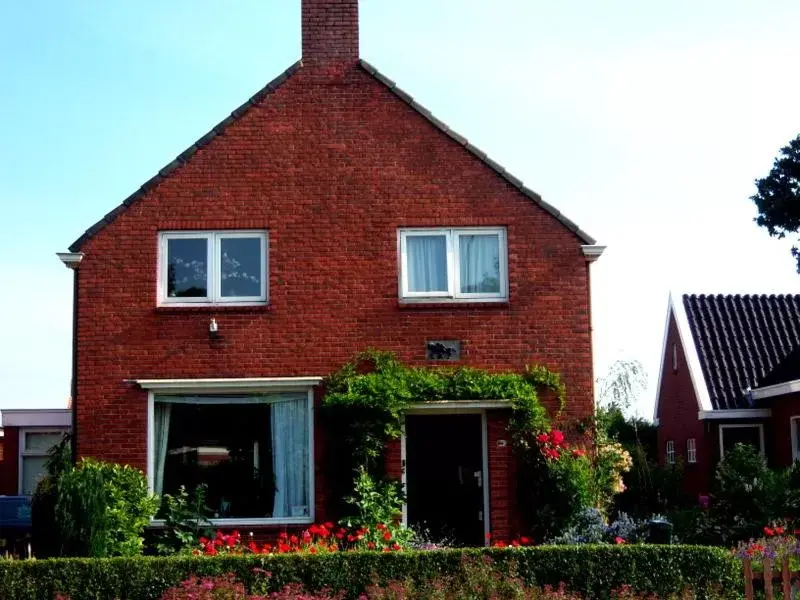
<box><xmin>596</xmin><ymin>359</ymin><xmax>647</xmax><ymax>415</ymax></box>
<box><xmin>751</xmin><ymin>134</ymin><xmax>800</xmax><ymax>271</ymax></box>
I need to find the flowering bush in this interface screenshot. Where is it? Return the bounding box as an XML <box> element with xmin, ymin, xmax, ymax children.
<box><xmin>733</xmin><ymin>523</ymin><xmax>800</xmax><ymax>568</ymax></box>
<box><xmin>591</xmin><ymin>440</ymin><xmax>633</xmax><ymax>513</ymax></box>
<box><xmin>547</xmin><ymin>508</ymin><xmax>651</xmax><ymax>545</ymax></box>
<box><xmin>192</xmin><ymin>522</ymin><xmax>410</xmax><ymax>557</ymax></box>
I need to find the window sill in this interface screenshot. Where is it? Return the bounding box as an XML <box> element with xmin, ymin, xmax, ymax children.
<box><xmin>398</xmin><ymin>300</ymin><xmax>509</xmax><ymax>309</ymax></box>
<box><xmin>148</xmin><ymin>516</ymin><xmax>313</xmax><ymax>528</ymax></box>
<box><xmin>155</xmin><ymin>303</ymin><xmax>273</xmax><ymax>314</ymax></box>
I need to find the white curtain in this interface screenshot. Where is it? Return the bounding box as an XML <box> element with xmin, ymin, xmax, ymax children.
<box><xmin>271</xmin><ymin>396</ymin><xmax>309</xmax><ymax>518</ymax></box>
<box><xmin>459</xmin><ymin>234</ymin><xmax>500</xmax><ymax>293</ymax></box>
<box><xmin>153</xmin><ymin>403</ymin><xmax>172</xmax><ymax>496</ymax></box>
<box><xmin>407</xmin><ymin>235</ymin><xmax>448</xmax><ymax>292</ymax></box>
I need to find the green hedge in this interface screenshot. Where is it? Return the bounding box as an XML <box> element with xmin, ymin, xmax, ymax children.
<box><xmin>0</xmin><ymin>546</ymin><xmax>740</xmax><ymax>600</ymax></box>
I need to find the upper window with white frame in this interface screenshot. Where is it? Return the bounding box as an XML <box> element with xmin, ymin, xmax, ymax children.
<box><xmin>686</xmin><ymin>438</ymin><xmax>697</xmax><ymax>464</ymax></box>
<box><xmin>399</xmin><ymin>228</ymin><xmax>508</xmax><ymax>301</ymax></box>
<box><xmin>665</xmin><ymin>440</ymin><xmax>675</xmax><ymax>465</ymax></box>
<box><xmin>159</xmin><ymin>231</ymin><xmax>267</xmax><ymax>305</ymax></box>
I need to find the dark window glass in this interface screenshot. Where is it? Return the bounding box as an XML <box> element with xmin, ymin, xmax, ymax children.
<box><xmin>722</xmin><ymin>426</ymin><xmax>762</xmax><ymax>456</ymax></box>
<box><xmin>220</xmin><ymin>237</ymin><xmax>262</xmax><ymax>298</ymax></box>
<box><xmin>167</xmin><ymin>238</ymin><xmax>208</xmax><ymax>298</ymax></box>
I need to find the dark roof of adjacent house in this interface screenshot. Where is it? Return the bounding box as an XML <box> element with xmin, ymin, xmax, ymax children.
<box><xmin>682</xmin><ymin>294</ymin><xmax>800</xmax><ymax>410</ymax></box>
<box><xmin>68</xmin><ymin>59</ymin><xmax>595</xmax><ymax>252</ymax></box>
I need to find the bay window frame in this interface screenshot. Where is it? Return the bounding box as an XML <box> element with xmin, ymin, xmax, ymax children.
<box><xmin>145</xmin><ymin>381</ymin><xmax>316</xmax><ymax>527</ymax></box>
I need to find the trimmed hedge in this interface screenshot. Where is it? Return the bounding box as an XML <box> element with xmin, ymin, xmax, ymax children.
<box><xmin>0</xmin><ymin>545</ymin><xmax>739</xmax><ymax>600</ymax></box>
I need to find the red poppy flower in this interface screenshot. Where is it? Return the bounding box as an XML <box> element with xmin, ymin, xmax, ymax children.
<box><xmin>367</xmin><ymin>541</ymin><xmax>376</xmax><ymax>550</ymax></box>
<box><xmin>383</xmin><ymin>531</ymin><xmax>392</xmax><ymax>541</ymax></box>
<box><xmin>520</xmin><ymin>536</ymin><xmax>532</xmax><ymax>545</ymax></box>
<box><xmin>764</xmin><ymin>527</ymin><xmax>775</xmax><ymax>536</ymax></box>
<box><xmin>324</xmin><ymin>521</ymin><xmax>334</xmax><ymax>530</ymax></box>
<box><xmin>551</xmin><ymin>430</ymin><xmax>565</xmax><ymax>445</ymax></box>
<box><xmin>536</xmin><ymin>433</ymin><xmax>549</xmax><ymax>444</ymax></box>
<box><xmin>615</xmin><ymin>537</ymin><xmax>625</xmax><ymax>544</ymax></box>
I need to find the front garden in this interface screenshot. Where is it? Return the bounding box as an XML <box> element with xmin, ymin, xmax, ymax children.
<box><xmin>13</xmin><ymin>352</ymin><xmax>799</xmax><ymax>598</ymax></box>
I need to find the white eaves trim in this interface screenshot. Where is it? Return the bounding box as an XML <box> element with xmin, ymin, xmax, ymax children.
<box><xmin>751</xmin><ymin>379</ymin><xmax>800</xmax><ymax>400</ymax></box>
<box><xmin>2</xmin><ymin>409</ymin><xmax>71</xmax><ymax>428</ymax></box>
<box><xmin>407</xmin><ymin>399</ymin><xmax>512</xmax><ymax>412</ymax></box>
<box><xmin>653</xmin><ymin>292</ymin><xmax>713</xmax><ymax>422</ymax></box>
<box><xmin>698</xmin><ymin>408</ymin><xmax>772</xmax><ymax>420</ymax></box>
<box><xmin>56</xmin><ymin>252</ymin><xmax>84</xmax><ymax>269</ymax></box>
<box><xmin>581</xmin><ymin>245</ymin><xmax>606</xmax><ymax>263</ymax></box>
<box><xmin>135</xmin><ymin>377</ymin><xmax>323</xmax><ymax>394</ymax></box>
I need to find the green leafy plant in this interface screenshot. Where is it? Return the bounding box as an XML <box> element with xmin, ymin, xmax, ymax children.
<box><xmin>154</xmin><ymin>484</ymin><xmax>215</xmax><ymax>555</ymax></box>
<box><xmin>55</xmin><ymin>458</ymin><xmax>159</xmax><ymax>557</ymax></box>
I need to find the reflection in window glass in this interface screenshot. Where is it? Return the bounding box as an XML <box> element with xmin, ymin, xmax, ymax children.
<box><xmin>167</xmin><ymin>238</ymin><xmax>208</xmax><ymax>297</ymax></box>
<box><xmin>22</xmin><ymin>456</ymin><xmax>47</xmax><ymax>496</ymax></box>
<box><xmin>25</xmin><ymin>432</ymin><xmax>64</xmax><ymax>452</ymax></box>
<box><xmin>459</xmin><ymin>234</ymin><xmax>500</xmax><ymax>294</ymax></box>
<box><xmin>407</xmin><ymin>235</ymin><xmax>448</xmax><ymax>292</ymax></box>
<box><xmin>220</xmin><ymin>238</ymin><xmax>262</xmax><ymax>298</ymax></box>
<box><xmin>153</xmin><ymin>395</ymin><xmax>309</xmax><ymax>520</ymax></box>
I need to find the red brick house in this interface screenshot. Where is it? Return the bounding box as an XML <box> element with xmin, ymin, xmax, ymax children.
<box><xmin>655</xmin><ymin>293</ymin><xmax>800</xmax><ymax>496</ymax></box>
<box><xmin>56</xmin><ymin>0</ymin><xmax>602</xmax><ymax>545</ymax></box>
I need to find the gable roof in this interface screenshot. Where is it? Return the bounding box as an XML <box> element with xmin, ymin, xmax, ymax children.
<box><xmin>680</xmin><ymin>293</ymin><xmax>800</xmax><ymax>410</ymax></box>
<box><xmin>68</xmin><ymin>59</ymin><xmax>595</xmax><ymax>252</ymax></box>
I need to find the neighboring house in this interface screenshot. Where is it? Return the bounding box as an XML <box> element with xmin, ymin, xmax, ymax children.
<box><xmin>655</xmin><ymin>293</ymin><xmax>800</xmax><ymax>496</ymax></box>
<box><xmin>56</xmin><ymin>0</ymin><xmax>602</xmax><ymax>544</ymax></box>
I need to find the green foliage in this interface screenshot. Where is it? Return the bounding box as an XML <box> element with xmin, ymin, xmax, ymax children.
<box><xmin>324</xmin><ymin>350</ymin><xmax>555</xmax><ymax>459</ymax></box>
<box><xmin>0</xmin><ymin>546</ymin><xmax>740</xmax><ymax>600</ymax></box>
<box><xmin>518</xmin><ymin>448</ymin><xmax>593</xmax><ymax>540</ymax></box>
<box><xmin>31</xmin><ymin>433</ymin><xmax>72</xmax><ymax>558</ymax></box>
<box><xmin>55</xmin><ymin>458</ymin><xmax>160</xmax><ymax>557</ymax></box>
<box><xmin>750</xmin><ymin>134</ymin><xmax>800</xmax><ymax>271</ymax></box>
<box><xmin>153</xmin><ymin>485</ymin><xmax>214</xmax><ymax>555</ymax></box>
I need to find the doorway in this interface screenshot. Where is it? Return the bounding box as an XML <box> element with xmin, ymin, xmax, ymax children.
<box><xmin>404</xmin><ymin>413</ymin><xmax>486</xmax><ymax>546</ymax></box>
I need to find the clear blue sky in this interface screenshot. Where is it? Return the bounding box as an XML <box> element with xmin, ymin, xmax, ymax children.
<box><xmin>2</xmin><ymin>1</ymin><xmax>800</xmax><ymax>416</ymax></box>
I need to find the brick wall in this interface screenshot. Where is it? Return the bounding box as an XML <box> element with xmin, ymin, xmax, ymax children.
<box><xmin>71</xmin><ymin>56</ymin><xmax>594</xmax><ymax>534</ymax></box>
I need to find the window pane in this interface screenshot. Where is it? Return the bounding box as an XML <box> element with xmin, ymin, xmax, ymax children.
<box><xmin>722</xmin><ymin>427</ymin><xmax>761</xmax><ymax>455</ymax></box>
<box><xmin>167</xmin><ymin>238</ymin><xmax>208</xmax><ymax>298</ymax></box>
<box><xmin>220</xmin><ymin>237</ymin><xmax>263</xmax><ymax>298</ymax></box>
<box><xmin>459</xmin><ymin>234</ymin><xmax>500</xmax><ymax>294</ymax></box>
<box><xmin>22</xmin><ymin>456</ymin><xmax>47</xmax><ymax>495</ymax></box>
<box><xmin>407</xmin><ymin>235</ymin><xmax>448</xmax><ymax>292</ymax></box>
<box><xmin>155</xmin><ymin>395</ymin><xmax>309</xmax><ymax>520</ymax></box>
<box><xmin>25</xmin><ymin>432</ymin><xmax>64</xmax><ymax>452</ymax></box>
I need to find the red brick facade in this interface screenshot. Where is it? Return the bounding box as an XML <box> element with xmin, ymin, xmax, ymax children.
<box><xmin>65</xmin><ymin>0</ymin><xmax>597</xmax><ymax>540</ymax></box>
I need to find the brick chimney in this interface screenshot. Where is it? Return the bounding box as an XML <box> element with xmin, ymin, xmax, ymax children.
<box><xmin>302</xmin><ymin>0</ymin><xmax>359</xmax><ymax>66</ymax></box>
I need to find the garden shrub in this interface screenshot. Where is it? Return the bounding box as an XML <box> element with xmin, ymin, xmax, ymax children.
<box><xmin>55</xmin><ymin>458</ymin><xmax>160</xmax><ymax>557</ymax></box>
<box><xmin>152</xmin><ymin>485</ymin><xmax>214</xmax><ymax>555</ymax></box>
<box><xmin>0</xmin><ymin>545</ymin><xmax>740</xmax><ymax>600</ymax></box>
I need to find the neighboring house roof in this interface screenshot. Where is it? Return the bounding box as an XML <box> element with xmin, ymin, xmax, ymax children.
<box><xmin>658</xmin><ymin>293</ymin><xmax>800</xmax><ymax>415</ymax></box>
<box><xmin>68</xmin><ymin>59</ymin><xmax>595</xmax><ymax>253</ymax></box>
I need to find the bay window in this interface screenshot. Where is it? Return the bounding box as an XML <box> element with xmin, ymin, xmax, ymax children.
<box><xmin>151</xmin><ymin>393</ymin><xmax>311</xmax><ymax>523</ymax></box>
<box><xmin>399</xmin><ymin>227</ymin><xmax>508</xmax><ymax>301</ymax></box>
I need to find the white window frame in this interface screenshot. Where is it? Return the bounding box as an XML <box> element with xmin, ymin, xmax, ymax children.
<box><xmin>686</xmin><ymin>438</ymin><xmax>697</xmax><ymax>464</ymax></box>
<box><xmin>398</xmin><ymin>227</ymin><xmax>508</xmax><ymax>302</ymax></box>
<box><xmin>19</xmin><ymin>429</ymin><xmax>68</xmax><ymax>496</ymax></box>
<box><xmin>719</xmin><ymin>423</ymin><xmax>765</xmax><ymax>458</ymax></box>
<box><xmin>790</xmin><ymin>416</ymin><xmax>800</xmax><ymax>463</ymax></box>
<box><xmin>147</xmin><ymin>384</ymin><xmax>315</xmax><ymax>526</ymax></box>
<box><xmin>158</xmin><ymin>230</ymin><xmax>268</xmax><ymax>306</ymax></box>
<box><xmin>665</xmin><ymin>440</ymin><xmax>675</xmax><ymax>465</ymax></box>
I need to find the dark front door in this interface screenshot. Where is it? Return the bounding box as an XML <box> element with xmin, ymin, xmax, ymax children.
<box><xmin>405</xmin><ymin>413</ymin><xmax>485</xmax><ymax>546</ymax></box>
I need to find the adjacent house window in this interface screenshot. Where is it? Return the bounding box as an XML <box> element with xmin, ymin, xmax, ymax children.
<box><xmin>686</xmin><ymin>438</ymin><xmax>697</xmax><ymax>463</ymax></box>
<box><xmin>665</xmin><ymin>440</ymin><xmax>675</xmax><ymax>465</ymax></box>
<box><xmin>151</xmin><ymin>393</ymin><xmax>311</xmax><ymax>523</ymax></box>
<box><xmin>719</xmin><ymin>424</ymin><xmax>764</xmax><ymax>458</ymax></box>
<box><xmin>791</xmin><ymin>416</ymin><xmax>800</xmax><ymax>463</ymax></box>
<box><xmin>20</xmin><ymin>430</ymin><xmax>67</xmax><ymax>495</ymax></box>
<box><xmin>399</xmin><ymin>228</ymin><xmax>508</xmax><ymax>301</ymax></box>
<box><xmin>159</xmin><ymin>231</ymin><xmax>267</xmax><ymax>305</ymax></box>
